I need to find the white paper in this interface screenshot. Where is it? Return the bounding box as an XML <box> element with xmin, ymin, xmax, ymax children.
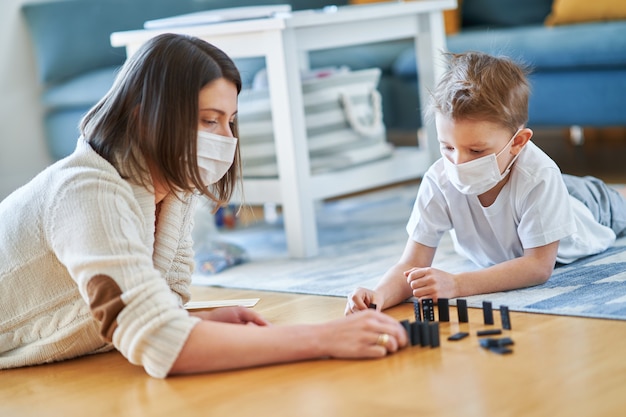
<box><xmin>144</xmin><ymin>5</ymin><xmax>292</xmax><ymax>29</ymax></box>
<box><xmin>184</xmin><ymin>298</ymin><xmax>260</xmax><ymax>310</ymax></box>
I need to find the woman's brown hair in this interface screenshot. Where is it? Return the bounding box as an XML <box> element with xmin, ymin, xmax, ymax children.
<box><xmin>80</xmin><ymin>33</ymin><xmax>242</xmax><ymax>206</ymax></box>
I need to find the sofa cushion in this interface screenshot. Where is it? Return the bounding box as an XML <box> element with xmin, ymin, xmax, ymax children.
<box><xmin>392</xmin><ymin>20</ymin><xmax>626</xmax><ymax>77</ymax></box>
<box><xmin>461</xmin><ymin>0</ymin><xmax>553</xmax><ymax>28</ymax></box>
<box><xmin>44</xmin><ymin>108</ymin><xmax>88</xmax><ymax>160</ymax></box>
<box><xmin>545</xmin><ymin>0</ymin><xmax>626</xmax><ymax>26</ymax></box>
<box><xmin>42</xmin><ymin>66</ymin><xmax>119</xmax><ymax>110</ymax></box>
<box><xmin>528</xmin><ymin>69</ymin><xmax>626</xmax><ymax>126</ymax></box>
<box><xmin>41</xmin><ymin>55</ymin><xmax>268</xmax><ymax>111</ymax></box>
<box><xmin>449</xmin><ymin>21</ymin><xmax>626</xmax><ymax>70</ymax></box>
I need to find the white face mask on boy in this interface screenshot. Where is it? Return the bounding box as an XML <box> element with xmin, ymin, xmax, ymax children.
<box><xmin>196</xmin><ymin>130</ymin><xmax>238</xmax><ymax>186</ymax></box>
<box><xmin>442</xmin><ymin>129</ymin><xmax>521</xmax><ymax>195</ymax></box>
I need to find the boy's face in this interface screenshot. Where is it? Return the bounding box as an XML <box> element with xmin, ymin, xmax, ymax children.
<box><xmin>435</xmin><ymin>115</ymin><xmax>531</xmax><ymax>173</ymax></box>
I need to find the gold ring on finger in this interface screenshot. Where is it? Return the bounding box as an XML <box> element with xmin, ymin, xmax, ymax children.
<box><xmin>376</xmin><ymin>333</ymin><xmax>390</xmax><ymax>346</ymax></box>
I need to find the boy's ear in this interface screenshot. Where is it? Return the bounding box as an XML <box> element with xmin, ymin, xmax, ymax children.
<box><xmin>512</xmin><ymin>128</ymin><xmax>533</xmax><ymax>153</ymax></box>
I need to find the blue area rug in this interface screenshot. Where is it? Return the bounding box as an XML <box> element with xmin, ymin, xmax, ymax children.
<box><xmin>192</xmin><ymin>184</ymin><xmax>626</xmax><ymax>321</ymax></box>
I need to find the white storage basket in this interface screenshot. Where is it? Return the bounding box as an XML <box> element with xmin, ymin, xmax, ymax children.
<box><xmin>237</xmin><ymin>68</ymin><xmax>393</xmax><ymax>177</ymax></box>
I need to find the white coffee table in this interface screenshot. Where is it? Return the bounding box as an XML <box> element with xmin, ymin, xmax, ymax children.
<box><xmin>111</xmin><ymin>0</ymin><xmax>456</xmax><ymax>258</ymax></box>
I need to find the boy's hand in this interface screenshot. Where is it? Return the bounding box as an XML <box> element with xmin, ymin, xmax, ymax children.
<box><xmin>345</xmin><ymin>287</ymin><xmax>383</xmax><ymax>315</ymax></box>
<box><xmin>404</xmin><ymin>267</ymin><xmax>458</xmax><ymax>302</ymax></box>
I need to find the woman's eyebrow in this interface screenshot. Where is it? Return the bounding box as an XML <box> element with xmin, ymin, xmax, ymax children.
<box><xmin>199</xmin><ymin>107</ymin><xmax>224</xmax><ymax>113</ymax></box>
<box><xmin>199</xmin><ymin>108</ymin><xmax>238</xmax><ymax>118</ymax></box>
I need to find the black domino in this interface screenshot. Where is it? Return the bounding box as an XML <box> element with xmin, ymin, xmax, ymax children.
<box><xmin>368</xmin><ymin>303</ymin><xmax>377</xmax><ymax>310</ymax></box>
<box><xmin>410</xmin><ymin>321</ymin><xmax>421</xmax><ymax>346</ymax></box>
<box><xmin>483</xmin><ymin>301</ymin><xmax>494</xmax><ymax>325</ymax></box>
<box><xmin>477</xmin><ymin>329</ymin><xmax>502</xmax><ymax>337</ymax></box>
<box><xmin>428</xmin><ymin>322</ymin><xmax>440</xmax><ymax>348</ymax></box>
<box><xmin>422</xmin><ymin>298</ymin><xmax>435</xmax><ymax>322</ymax></box>
<box><xmin>438</xmin><ymin>298</ymin><xmax>450</xmax><ymax>322</ymax></box>
<box><xmin>500</xmin><ymin>305</ymin><xmax>512</xmax><ymax>330</ymax></box>
<box><xmin>448</xmin><ymin>332</ymin><xmax>469</xmax><ymax>341</ymax></box>
<box><xmin>488</xmin><ymin>346</ymin><xmax>513</xmax><ymax>355</ymax></box>
<box><xmin>479</xmin><ymin>337</ymin><xmax>514</xmax><ymax>349</ymax></box>
<box><xmin>419</xmin><ymin>322</ymin><xmax>430</xmax><ymax>347</ymax></box>
<box><xmin>457</xmin><ymin>299</ymin><xmax>469</xmax><ymax>323</ymax></box>
<box><xmin>400</xmin><ymin>319</ymin><xmax>411</xmax><ymax>342</ymax></box>
<box><xmin>413</xmin><ymin>300</ymin><xmax>422</xmax><ymax>322</ymax></box>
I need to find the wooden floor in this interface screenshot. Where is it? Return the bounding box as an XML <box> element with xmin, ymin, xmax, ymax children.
<box><xmin>3</xmin><ymin>286</ymin><xmax>626</xmax><ymax>417</ymax></box>
<box><xmin>532</xmin><ymin>127</ymin><xmax>626</xmax><ymax>183</ymax></box>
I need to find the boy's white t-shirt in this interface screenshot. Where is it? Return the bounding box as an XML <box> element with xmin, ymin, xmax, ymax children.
<box><xmin>406</xmin><ymin>141</ymin><xmax>616</xmax><ymax>267</ymax></box>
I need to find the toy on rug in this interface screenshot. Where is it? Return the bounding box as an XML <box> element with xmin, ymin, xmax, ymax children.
<box><xmin>193</xmin><ymin>199</ymin><xmax>248</xmax><ymax>275</ymax></box>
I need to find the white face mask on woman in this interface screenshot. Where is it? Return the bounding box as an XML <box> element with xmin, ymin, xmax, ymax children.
<box><xmin>442</xmin><ymin>129</ymin><xmax>521</xmax><ymax>195</ymax></box>
<box><xmin>196</xmin><ymin>130</ymin><xmax>238</xmax><ymax>185</ymax></box>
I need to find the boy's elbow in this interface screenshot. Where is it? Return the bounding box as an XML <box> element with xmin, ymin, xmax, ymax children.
<box><xmin>534</xmin><ymin>264</ymin><xmax>555</xmax><ymax>285</ymax></box>
<box><xmin>535</xmin><ymin>274</ymin><xmax>550</xmax><ymax>286</ymax></box>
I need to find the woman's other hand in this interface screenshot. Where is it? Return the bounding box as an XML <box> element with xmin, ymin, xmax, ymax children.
<box><xmin>190</xmin><ymin>306</ymin><xmax>270</xmax><ymax>326</ymax></box>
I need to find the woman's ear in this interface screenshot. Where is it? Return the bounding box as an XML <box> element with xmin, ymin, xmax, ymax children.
<box><xmin>512</xmin><ymin>127</ymin><xmax>533</xmax><ymax>154</ymax></box>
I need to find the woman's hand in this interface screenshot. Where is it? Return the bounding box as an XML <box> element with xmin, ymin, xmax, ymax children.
<box><xmin>345</xmin><ymin>287</ymin><xmax>384</xmax><ymax>315</ymax></box>
<box><xmin>319</xmin><ymin>310</ymin><xmax>408</xmax><ymax>358</ymax></box>
<box><xmin>404</xmin><ymin>267</ymin><xmax>458</xmax><ymax>302</ymax></box>
<box><xmin>190</xmin><ymin>306</ymin><xmax>270</xmax><ymax>326</ymax></box>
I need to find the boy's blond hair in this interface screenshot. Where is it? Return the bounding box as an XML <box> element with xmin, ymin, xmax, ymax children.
<box><xmin>428</xmin><ymin>51</ymin><xmax>531</xmax><ymax>133</ymax></box>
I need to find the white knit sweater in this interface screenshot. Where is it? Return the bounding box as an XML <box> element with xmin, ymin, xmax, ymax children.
<box><xmin>0</xmin><ymin>139</ymin><xmax>200</xmax><ymax>378</ymax></box>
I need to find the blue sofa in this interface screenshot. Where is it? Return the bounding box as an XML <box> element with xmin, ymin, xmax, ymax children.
<box><xmin>22</xmin><ymin>0</ymin><xmax>626</xmax><ymax>160</ymax></box>
<box><xmin>390</xmin><ymin>0</ymin><xmax>626</xmax><ymax>131</ymax></box>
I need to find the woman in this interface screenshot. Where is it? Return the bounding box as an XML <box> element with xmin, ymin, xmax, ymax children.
<box><xmin>0</xmin><ymin>33</ymin><xmax>406</xmax><ymax>378</ymax></box>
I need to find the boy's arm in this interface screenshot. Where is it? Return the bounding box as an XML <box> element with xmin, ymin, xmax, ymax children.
<box><xmin>374</xmin><ymin>238</ymin><xmax>437</xmax><ymax>309</ymax></box>
<box><xmin>453</xmin><ymin>241</ymin><xmax>559</xmax><ymax>297</ymax></box>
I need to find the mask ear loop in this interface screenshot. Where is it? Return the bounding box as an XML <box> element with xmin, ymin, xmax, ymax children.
<box><xmin>498</xmin><ymin>129</ymin><xmax>523</xmax><ymax>176</ymax></box>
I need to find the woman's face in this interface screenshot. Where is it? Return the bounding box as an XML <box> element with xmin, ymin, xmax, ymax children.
<box><xmin>198</xmin><ymin>77</ymin><xmax>238</xmax><ymax>137</ymax></box>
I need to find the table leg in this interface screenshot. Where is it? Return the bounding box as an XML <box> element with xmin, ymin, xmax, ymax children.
<box><xmin>264</xmin><ymin>29</ymin><xmax>319</xmax><ymax>258</ymax></box>
<box><xmin>415</xmin><ymin>11</ymin><xmax>448</xmax><ymax>162</ymax></box>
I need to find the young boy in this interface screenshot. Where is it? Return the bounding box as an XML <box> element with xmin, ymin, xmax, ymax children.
<box><xmin>346</xmin><ymin>51</ymin><xmax>626</xmax><ymax>314</ymax></box>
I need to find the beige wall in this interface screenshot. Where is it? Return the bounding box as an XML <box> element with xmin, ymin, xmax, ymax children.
<box><xmin>0</xmin><ymin>0</ymin><xmax>52</xmax><ymax>200</ymax></box>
